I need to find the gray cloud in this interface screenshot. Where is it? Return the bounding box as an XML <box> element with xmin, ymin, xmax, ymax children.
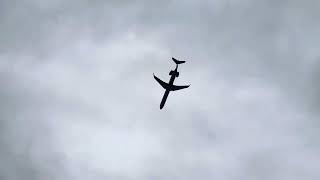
<box><xmin>1</xmin><ymin>0</ymin><xmax>320</xmax><ymax>180</ymax></box>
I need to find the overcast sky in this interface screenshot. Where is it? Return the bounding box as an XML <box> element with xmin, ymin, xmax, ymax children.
<box><xmin>1</xmin><ymin>0</ymin><xmax>320</xmax><ymax>180</ymax></box>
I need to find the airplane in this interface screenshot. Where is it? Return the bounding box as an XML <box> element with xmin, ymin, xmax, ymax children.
<box><xmin>153</xmin><ymin>57</ymin><xmax>190</xmax><ymax>109</ymax></box>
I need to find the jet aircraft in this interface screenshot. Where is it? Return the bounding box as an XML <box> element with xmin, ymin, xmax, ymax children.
<box><xmin>153</xmin><ymin>57</ymin><xmax>190</xmax><ymax>109</ymax></box>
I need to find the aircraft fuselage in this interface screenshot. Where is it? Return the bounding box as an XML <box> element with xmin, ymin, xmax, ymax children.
<box><xmin>160</xmin><ymin>66</ymin><xmax>178</xmax><ymax>109</ymax></box>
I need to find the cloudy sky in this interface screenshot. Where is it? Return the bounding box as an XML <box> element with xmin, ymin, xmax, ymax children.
<box><xmin>1</xmin><ymin>0</ymin><xmax>320</xmax><ymax>179</ymax></box>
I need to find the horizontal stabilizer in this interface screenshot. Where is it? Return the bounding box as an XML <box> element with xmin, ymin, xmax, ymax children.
<box><xmin>172</xmin><ymin>57</ymin><xmax>185</xmax><ymax>64</ymax></box>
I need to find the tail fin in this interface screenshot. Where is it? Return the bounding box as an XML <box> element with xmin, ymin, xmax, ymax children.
<box><xmin>172</xmin><ymin>57</ymin><xmax>185</xmax><ymax>64</ymax></box>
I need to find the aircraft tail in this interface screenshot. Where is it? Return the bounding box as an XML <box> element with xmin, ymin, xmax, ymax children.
<box><xmin>172</xmin><ymin>57</ymin><xmax>185</xmax><ymax>65</ymax></box>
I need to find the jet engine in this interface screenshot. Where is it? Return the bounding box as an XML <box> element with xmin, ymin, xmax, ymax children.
<box><xmin>169</xmin><ymin>71</ymin><xmax>180</xmax><ymax>77</ymax></box>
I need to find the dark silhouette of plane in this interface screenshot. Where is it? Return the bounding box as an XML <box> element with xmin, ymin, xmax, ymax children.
<box><xmin>154</xmin><ymin>57</ymin><xmax>190</xmax><ymax>109</ymax></box>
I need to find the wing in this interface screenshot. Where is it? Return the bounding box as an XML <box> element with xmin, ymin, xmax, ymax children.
<box><xmin>170</xmin><ymin>84</ymin><xmax>190</xmax><ymax>91</ymax></box>
<box><xmin>153</xmin><ymin>74</ymin><xmax>169</xmax><ymax>89</ymax></box>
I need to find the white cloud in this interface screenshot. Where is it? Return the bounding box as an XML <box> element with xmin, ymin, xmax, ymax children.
<box><xmin>1</xmin><ymin>0</ymin><xmax>320</xmax><ymax>180</ymax></box>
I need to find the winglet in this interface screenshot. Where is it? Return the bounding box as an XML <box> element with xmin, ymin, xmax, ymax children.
<box><xmin>172</xmin><ymin>57</ymin><xmax>185</xmax><ymax>65</ymax></box>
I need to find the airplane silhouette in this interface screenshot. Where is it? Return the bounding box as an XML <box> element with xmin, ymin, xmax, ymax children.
<box><xmin>154</xmin><ymin>57</ymin><xmax>190</xmax><ymax>109</ymax></box>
